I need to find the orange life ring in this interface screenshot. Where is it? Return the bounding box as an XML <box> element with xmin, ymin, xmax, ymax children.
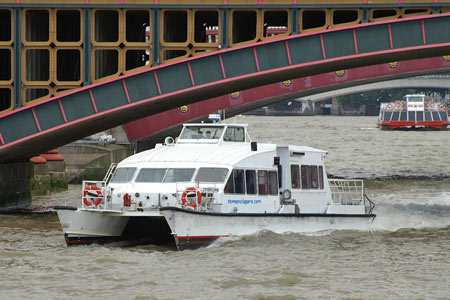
<box><xmin>401</xmin><ymin>102</ymin><xmax>406</xmax><ymax>108</ymax></box>
<box><xmin>83</xmin><ymin>185</ymin><xmax>103</xmax><ymax>207</ymax></box>
<box><xmin>387</xmin><ymin>103</ymin><xmax>392</xmax><ymax>110</ymax></box>
<box><xmin>181</xmin><ymin>187</ymin><xmax>202</xmax><ymax>208</ymax></box>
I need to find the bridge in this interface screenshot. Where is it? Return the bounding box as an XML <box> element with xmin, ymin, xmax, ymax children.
<box><xmin>295</xmin><ymin>75</ymin><xmax>450</xmax><ymax>113</ymax></box>
<box><xmin>2</xmin><ymin>13</ymin><xmax>450</xmax><ymax>163</ymax></box>
<box><xmin>124</xmin><ymin>56</ymin><xmax>450</xmax><ymax>142</ymax></box>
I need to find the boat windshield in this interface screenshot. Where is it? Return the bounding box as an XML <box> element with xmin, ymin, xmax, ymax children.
<box><xmin>194</xmin><ymin>167</ymin><xmax>229</xmax><ymax>183</ymax></box>
<box><xmin>135</xmin><ymin>168</ymin><xmax>195</xmax><ymax>183</ymax></box>
<box><xmin>405</xmin><ymin>96</ymin><xmax>424</xmax><ymax>102</ymax></box>
<box><xmin>110</xmin><ymin>167</ymin><xmax>136</xmax><ymax>183</ymax></box>
<box><xmin>179</xmin><ymin>126</ymin><xmax>224</xmax><ymax>140</ymax></box>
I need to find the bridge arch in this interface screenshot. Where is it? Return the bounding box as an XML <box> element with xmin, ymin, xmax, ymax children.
<box><xmin>2</xmin><ymin>13</ymin><xmax>450</xmax><ymax>161</ymax></box>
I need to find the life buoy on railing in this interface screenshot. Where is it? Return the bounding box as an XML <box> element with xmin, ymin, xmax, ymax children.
<box><xmin>83</xmin><ymin>185</ymin><xmax>103</xmax><ymax>207</ymax></box>
<box><xmin>181</xmin><ymin>187</ymin><xmax>202</xmax><ymax>208</ymax></box>
<box><xmin>387</xmin><ymin>103</ymin><xmax>392</xmax><ymax>110</ymax></box>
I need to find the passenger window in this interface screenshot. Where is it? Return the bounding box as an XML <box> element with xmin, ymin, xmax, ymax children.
<box><xmin>318</xmin><ymin>166</ymin><xmax>324</xmax><ymax>190</ymax></box>
<box><xmin>234</xmin><ymin>169</ymin><xmax>245</xmax><ymax>194</ymax></box>
<box><xmin>291</xmin><ymin>165</ymin><xmax>300</xmax><ymax>189</ymax></box>
<box><xmin>224</xmin><ymin>174</ymin><xmax>234</xmax><ymax>194</ymax></box>
<box><xmin>258</xmin><ymin>170</ymin><xmax>268</xmax><ymax>195</ymax></box>
<box><xmin>135</xmin><ymin>168</ymin><xmax>166</xmax><ymax>182</ymax></box>
<box><xmin>245</xmin><ymin>170</ymin><xmax>257</xmax><ymax>194</ymax></box>
<box><xmin>195</xmin><ymin>167</ymin><xmax>229</xmax><ymax>183</ymax></box>
<box><xmin>110</xmin><ymin>167</ymin><xmax>136</xmax><ymax>183</ymax></box>
<box><xmin>310</xmin><ymin>166</ymin><xmax>318</xmax><ymax>189</ymax></box>
<box><xmin>224</xmin><ymin>127</ymin><xmax>245</xmax><ymax>142</ymax></box>
<box><xmin>268</xmin><ymin>171</ymin><xmax>278</xmax><ymax>195</ymax></box>
<box><xmin>224</xmin><ymin>169</ymin><xmax>244</xmax><ymax>194</ymax></box>
<box><xmin>301</xmin><ymin>165</ymin><xmax>310</xmax><ymax>189</ymax></box>
<box><xmin>164</xmin><ymin>168</ymin><xmax>195</xmax><ymax>182</ymax></box>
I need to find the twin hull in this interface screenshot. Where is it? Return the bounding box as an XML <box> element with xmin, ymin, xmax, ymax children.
<box><xmin>58</xmin><ymin>207</ymin><xmax>375</xmax><ymax>250</ymax></box>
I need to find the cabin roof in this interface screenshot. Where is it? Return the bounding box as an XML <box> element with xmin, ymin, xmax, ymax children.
<box><xmin>119</xmin><ymin>143</ymin><xmax>326</xmax><ymax>167</ymax></box>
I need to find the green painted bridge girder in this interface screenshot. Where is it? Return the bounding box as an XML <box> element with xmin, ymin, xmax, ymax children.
<box><xmin>2</xmin><ymin>13</ymin><xmax>450</xmax><ymax>161</ymax></box>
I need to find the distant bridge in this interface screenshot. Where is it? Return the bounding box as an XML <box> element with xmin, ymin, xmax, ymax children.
<box><xmin>2</xmin><ymin>13</ymin><xmax>450</xmax><ymax>161</ymax></box>
<box><xmin>300</xmin><ymin>76</ymin><xmax>450</xmax><ymax>104</ymax></box>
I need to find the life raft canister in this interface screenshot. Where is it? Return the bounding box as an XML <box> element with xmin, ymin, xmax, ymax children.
<box><xmin>181</xmin><ymin>187</ymin><xmax>202</xmax><ymax>208</ymax></box>
<box><xmin>83</xmin><ymin>185</ymin><xmax>103</xmax><ymax>207</ymax></box>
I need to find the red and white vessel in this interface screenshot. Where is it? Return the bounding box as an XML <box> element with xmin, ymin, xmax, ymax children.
<box><xmin>377</xmin><ymin>94</ymin><xmax>449</xmax><ymax>130</ymax></box>
<box><xmin>57</xmin><ymin>116</ymin><xmax>375</xmax><ymax>250</ymax></box>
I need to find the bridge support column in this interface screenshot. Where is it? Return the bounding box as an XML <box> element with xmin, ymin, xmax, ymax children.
<box><xmin>0</xmin><ymin>160</ymin><xmax>32</xmax><ymax>211</ymax></box>
<box><xmin>331</xmin><ymin>97</ymin><xmax>343</xmax><ymax>115</ymax></box>
<box><xmin>302</xmin><ymin>99</ymin><xmax>315</xmax><ymax>115</ymax></box>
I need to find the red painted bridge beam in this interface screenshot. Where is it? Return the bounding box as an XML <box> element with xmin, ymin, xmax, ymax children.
<box><xmin>2</xmin><ymin>13</ymin><xmax>450</xmax><ymax>161</ymax></box>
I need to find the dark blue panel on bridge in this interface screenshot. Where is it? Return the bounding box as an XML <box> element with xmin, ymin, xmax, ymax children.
<box><xmin>157</xmin><ymin>63</ymin><xmax>192</xmax><ymax>94</ymax></box>
<box><xmin>61</xmin><ymin>90</ymin><xmax>96</xmax><ymax>122</ymax></box>
<box><xmin>323</xmin><ymin>30</ymin><xmax>356</xmax><ymax>59</ymax></box>
<box><xmin>424</xmin><ymin>16</ymin><xmax>450</xmax><ymax>44</ymax></box>
<box><xmin>125</xmin><ymin>72</ymin><xmax>159</xmax><ymax>102</ymax></box>
<box><xmin>287</xmin><ymin>35</ymin><xmax>323</xmax><ymax>65</ymax></box>
<box><xmin>221</xmin><ymin>48</ymin><xmax>258</xmax><ymax>78</ymax></box>
<box><xmin>91</xmin><ymin>81</ymin><xmax>128</xmax><ymax>113</ymax></box>
<box><xmin>355</xmin><ymin>25</ymin><xmax>390</xmax><ymax>54</ymax></box>
<box><xmin>190</xmin><ymin>55</ymin><xmax>224</xmax><ymax>86</ymax></box>
<box><xmin>0</xmin><ymin>110</ymin><xmax>36</xmax><ymax>144</ymax></box>
<box><xmin>34</xmin><ymin>101</ymin><xmax>65</xmax><ymax>131</ymax></box>
<box><xmin>391</xmin><ymin>20</ymin><xmax>423</xmax><ymax>49</ymax></box>
<box><xmin>256</xmin><ymin>42</ymin><xmax>290</xmax><ymax>71</ymax></box>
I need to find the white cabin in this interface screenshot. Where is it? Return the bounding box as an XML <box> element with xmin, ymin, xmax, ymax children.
<box><xmin>102</xmin><ymin>123</ymin><xmax>366</xmax><ymax>215</ymax></box>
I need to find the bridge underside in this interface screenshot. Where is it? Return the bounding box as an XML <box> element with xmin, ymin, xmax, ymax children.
<box><xmin>2</xmin><ymin>14</ymin><xmax>450</xmax><ymax>161</ymax></box>
<box><xmin>124</xmin><ymin>56</ymin><xmax>450</xmax><ymax>142</ymax></box>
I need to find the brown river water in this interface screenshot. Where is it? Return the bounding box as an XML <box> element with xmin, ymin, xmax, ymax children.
<box><xmin>1</xmin><ymin>116</ymin><xmax>450</xmax><ymax>299</ymax></box>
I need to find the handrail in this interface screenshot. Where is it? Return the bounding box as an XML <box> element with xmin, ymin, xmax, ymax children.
<box><xmin>364</xmin><ymin>193</ymin><xmax>376</xmax><ymax>215</ymax></box>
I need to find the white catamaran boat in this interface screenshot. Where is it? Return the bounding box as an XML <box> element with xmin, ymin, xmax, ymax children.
<box><xmin>57</xmin><ymin>117</ymin><xmax>375</xmax><ymax>250</ymax></box>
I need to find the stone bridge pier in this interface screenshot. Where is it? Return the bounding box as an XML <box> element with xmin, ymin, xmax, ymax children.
<box><xmin>0</xmin><ymin>161</ymin><xmax>32</xmax><ymax>211</ymax></box>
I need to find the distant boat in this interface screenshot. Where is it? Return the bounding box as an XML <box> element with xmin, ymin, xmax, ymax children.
<box><xmin>377</xmin><ymin>94</ymin><xmax>449</xmax><ymax>130</ymax></box>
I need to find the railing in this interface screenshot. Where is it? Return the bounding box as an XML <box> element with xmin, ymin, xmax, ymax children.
<box><xmin>103</xmin><ymin>163</ymin><xmax>117</xmax><ymax>184</ymax></box>
<box><xmin>329</xmin><ymin>179</ymin><xmax>364</xmax><ymax>206</ymax></box>
<box><xmin>329</xmin><ymin>179</ymin><xmax>376</xmax><ymax>214</ymax></box>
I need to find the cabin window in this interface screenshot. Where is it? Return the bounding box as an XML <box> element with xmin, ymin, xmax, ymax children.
<box><xmin>319</xmin><ymin>166</ymin><xmax>324</xmax><ymax>190</ymax></box>
<box><xmin>301</xmin><ymin>165</ymin><xmax>324</xmax><ymax>190</ymax></box>
<box><xmin>258</xmin><ymin>170</ymin><xmax>268</xmax><ymax>195</ymax></box>
<box><xmin>135</xmin><ymin>168</ymin><xmax>166</xmax><ymax>182</ymax></box>
<box><xmin>301</xmin><ymin>165</ymin><xmax>310</xmax><ymax>189</ymax></box>
<box><xmin>258</xmin><ymin>170</ymin><xmax>278</xmax><ymax>195</ymax></box>
<box><xmin>195</xmin><ymin>168</ymin><xmax>229</xmax><ymax>183</ymax></box>
<box><xmin>110</xmin><ymin>167</ymin><xmax>136</xmax><ymax>183</ymax></box>
<box><xmin>179</xmin><ymin>126</ymin><xmax>224</xmax><ymax>140</ymax></box>
<box><xmin>164</xmin><ymin>168</ymin><xmax>195</xmax><ymax>182</ymax></box>
<box><xmin>291</xmin><ymin>164</ymin><xmax>300</xmax><ymax>189</ymax></box>
<box><xmin>310</xmin><ymin>166</ymin><xmax>318</xmax><ymax>189</ymax></box>
<box><xmin>268</xmin><ymin>171</ymin><xmax>278</xmax><ymax>195</ymax></box>
<box><xmin>224</xmin><ymin>127</ymin><xmax>245</xmax><ymax>142</ymax></box>
<box><xmin>224</xmin><ymin>169</ymin><xmax>245</xmax><ymax>194</ymax></box>
<box><xmin>245</xmin><ymin>170</ymin><xmax>257</xmax><ymax>194</ymax></box>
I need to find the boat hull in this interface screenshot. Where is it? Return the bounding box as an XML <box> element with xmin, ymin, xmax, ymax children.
<box><xmin>160</xmin><ymin>207</ymin><xmax>376</xmax><ymax>250</ymax></box>
<box><xmin>57</xmin><ymin>207</ymin><xmax>173</xmax><ymax>246</ymax></box>
<box><xmin>378</xmin><ymin>121</ymin><xmax>449</xmax><ymax>130</ymax></box>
